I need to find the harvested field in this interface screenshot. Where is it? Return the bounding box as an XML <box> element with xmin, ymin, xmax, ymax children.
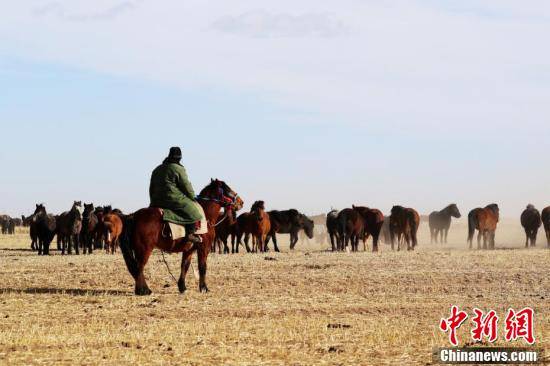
<box><xmin>0</xmin><ymin>223</ymin><xmax>548</xmax><ymax>365</ymax></box>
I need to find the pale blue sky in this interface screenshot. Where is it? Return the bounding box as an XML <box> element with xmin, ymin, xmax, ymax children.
<box><xmin>1</xmin><ymin>1</ymin><xmax>549</xmax><ymax>218</ymax></box>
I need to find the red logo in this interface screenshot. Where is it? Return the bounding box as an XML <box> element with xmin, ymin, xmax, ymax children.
<box><xmin>505</xmin><ymin>308</ymin><xmax>535</xmax><ymax>344</ymax></box>
<box><xmin>439</xmin><ymin>306</ymin><xmax>535</xmax><ymax>346</ymax></box>
<box><xmin>471</xmin><ymin>308</ymin><xmax>499</xmax><ymax>343</ymax></box>
<box><xmin>440</xmin><ymin>305</ymin><xmax>469</xmax><ymax>346</ymax></box>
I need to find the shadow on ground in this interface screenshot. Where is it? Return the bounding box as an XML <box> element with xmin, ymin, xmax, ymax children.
<box><xmin>0</xmin><ymin>287</ymin><xmax>129</xmax><ymax>296</ymax></box>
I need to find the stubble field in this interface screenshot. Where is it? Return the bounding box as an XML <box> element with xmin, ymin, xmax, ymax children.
<box><xmin>0</xmin><ymin>220</ymin><xmax>548</xmax><ymax>365</ymax></box>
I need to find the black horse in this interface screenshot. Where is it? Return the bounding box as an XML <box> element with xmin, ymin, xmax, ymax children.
<box><xmin>265</xmin><ymin>209</ymin><xmax>314</xmax><ymax>251</ymax></box>
<box><xmin>428</xmin><ymin>204</ymin><xmax>461</xmax><ymax>244</ymax></box>
<box><xmin>23</xmin><ymin>208</ymin><xmax>40</xmax><ymax>250</ymax></box>
<box><xmin>57</xmin><ymin>201</ymin><xmax>83</xmax><ymax>255</ymax></box>
<box><xmin>34</xmin><ymin>204</ymin><xmax>57</xmax><ymax>255</ymax></box>
<box><xmin>326</xmin><ymin>210</ymin><xmax>340</xmax><ymax>251</ymax></box>
<box><xmin>80</xmin><ymin>203</ymin><xmax>98</xmax><ymax>254</ymax></box>
<box><xmin>520</xmin><ymin>204</ymin><xmax>541</xmax><ymax>247</ymax></box>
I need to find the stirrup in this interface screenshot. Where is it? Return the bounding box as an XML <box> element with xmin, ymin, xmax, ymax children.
<box><xmin>187</xmin><ymin>234</ymin><xmax>202</xmax><ymax>244</ymax></box>
<box><xmin>161</xmin><ymin>223</ymin><xmax>173</xmax><ymax>239</ymax></box>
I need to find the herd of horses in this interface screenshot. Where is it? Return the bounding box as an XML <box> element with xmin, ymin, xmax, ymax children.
<box><xmin>12</xmin><ymin>202</ymin><xmax>124</xmax><ymax>256</ymax></box>
<box><xmin>1</xmin><ymin>179</ymin><xmax>549</xmax><ymax>295</ymax></box>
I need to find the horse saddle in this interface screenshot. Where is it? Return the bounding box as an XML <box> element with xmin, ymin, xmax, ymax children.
<box><xmin>158</xmin><ymin>202</ymin><xmax>208</xmax><ymax>240</ymax></box>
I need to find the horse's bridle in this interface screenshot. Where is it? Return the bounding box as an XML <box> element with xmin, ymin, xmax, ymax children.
<box><xmin>196</xmin><ymin>187</ymin><xmax>240</xmax><ymax>227</ymax></box>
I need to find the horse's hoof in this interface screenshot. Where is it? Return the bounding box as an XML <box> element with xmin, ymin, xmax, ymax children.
<box><xmin>199</xmin><ymin>285</ymin><xmax>209</xmax><ymax>293</ymax></box>
<box><xmin>135</xmin><ymin>287</ymin><xmax>152</xmax><ymax>296</ymax></box>
<box><xmin>177</xmin><ymin>280</ymin><xmax>186</xmax><ymax>294</ymax></box>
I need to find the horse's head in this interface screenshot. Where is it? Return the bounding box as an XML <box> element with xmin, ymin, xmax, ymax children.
<box><xmin>448</xmin><ymin>204</ymin><xmax>461</xmax><ymax>218</ymax></box>
<box><xmin>83</xmin><ymin>203</ymin><xmax>94</xmax><ymax>219</ymax></box>
<box><xmin>34</xmin><ymin>204</ymin><xmax>46</xmax><ymax>215</ymax></box>
<box><xmin>251</xmin><ymin>200</ymin><xmax>265</xmax><ymax>221</ymax></box>
<box><xmin>486</xmin><ymin>203</ymin><xmax>499</xmax><ymax>219</ymax></box>
<box><xmin>526</xmin><ymin>204</ymin><xmax>535</xmax><ymax>210</ymax></box>
<box><xmin>301</xmin><ymin>214</ymin><xmax>314</xmax><ymax>239</ymax></box>
<box><xmin>199</xmin><ymin>178</ymin><xmax>244</xmax><ymax>211</ymax></box>
<box><xmin>103</xmin><ymin>205</ymin><xmax>112</xmax><ymax>214</ymax></box>
<box><xmin>71</xmin><ymin>201</ymin><xmax>82</xmax><ymax>215</ymax></box>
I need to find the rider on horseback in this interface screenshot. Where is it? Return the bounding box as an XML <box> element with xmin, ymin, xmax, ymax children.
<box><xmin>149</xmin><ymin>147</ymin><xmax>202</xmax><ymax>244</ymax></box>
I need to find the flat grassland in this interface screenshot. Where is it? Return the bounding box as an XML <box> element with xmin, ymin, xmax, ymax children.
<box><xmin>0</xmin><ymin>221</ymin><xmax>548</xmax><ymax>365</ymax></box>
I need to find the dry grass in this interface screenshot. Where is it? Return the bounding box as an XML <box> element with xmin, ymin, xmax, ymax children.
<box><xmin>0</xmin><ymin>222</ymin><xmax>548</xmax><ymax>365</ymax></box>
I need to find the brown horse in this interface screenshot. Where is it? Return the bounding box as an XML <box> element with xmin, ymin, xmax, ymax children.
<box><xmin>520</xmin><ymin>204</ymin><xmax>541</xmax><ymax>248</ymax></box>
<box><xmin>234</xmin><ymin>212</ymin><xmax>253</xmax><ymax>253</ymax></box>
<box><xmin>389</xmin><ymin>206</ymin><xmax>420</xmax><ymax>251</ymax></box>
<box><xmin>249</xmin><ymin>201</ymin><xmax>271</xmax><ymax>253</ymax></box>
<box><xmin>352</xmin><ymin>205</ymin><xmax>384</xmax><ymax>252</ymax></box>
<box><xmin>467</xmin><ymin>204</ymin><xmax>499</xmax><ymax>250</ymax></box>
<box><xmin>103</xmin><ymin>212</ymin><xmax>124</xmax><ymax>254</ymax></box>
<box><xmin>213</xmin><ymin>208</ymin><xmax>237</xmax><ymax>254</ymax></box>
<box><xmin>336</xmin><ymin>208</ymin><xmax>364</xmax><ymax>252</ymax></box>
<box><xmin>119</xmin><ymin>179</ymin><xmax>243</xmax><ymax>295</ymax></box>
<box><xmin>541</xmin><ymin>206</ymin><xmax>550</xmax><ymax>248</ymax></box>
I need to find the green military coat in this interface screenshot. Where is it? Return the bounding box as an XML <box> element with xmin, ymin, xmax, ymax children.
<box><xmin>149</xmin><ymin>162</ymin><xmax>202</xmax><ymax>225</ymax></box>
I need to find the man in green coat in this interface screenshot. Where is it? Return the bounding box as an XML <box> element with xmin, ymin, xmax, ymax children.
<box><xmin>149</xmin><ymin>147</ymin><xmax>202</xmax><ymax>243</ymax></box>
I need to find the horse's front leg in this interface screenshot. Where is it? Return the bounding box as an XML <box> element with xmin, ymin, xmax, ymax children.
<box><xmin>197</xmin><ymin>244</ymin><xmax>209</xmax><ymax>293</ymax></box>
<box><xmin>178</xmin><ymin>250</ymin><xmax>194</xmax><ymax>294</ymax></box>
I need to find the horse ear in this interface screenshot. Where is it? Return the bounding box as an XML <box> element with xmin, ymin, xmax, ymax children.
<box><xmin>352</xmin><ymin>204</ymin><xmax>356</xmax><ymax>209</ymax></box>
<box><xmin>211</xmin><ymin>178</ymin><xmax>214</xmax><ymax>182</ymax></box>
<box><xmin>36</xmin><ymin>204</ymin><xmax>39</xmax><ymax>208</ymax></box>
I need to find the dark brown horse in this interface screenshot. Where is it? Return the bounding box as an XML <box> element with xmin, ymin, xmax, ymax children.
<box><xmin>428</xmin><ymin>204</ymin><xmax>461</xmax><ymax>244</ymax></box>
<box><xmin>81</xmin><ymin>203</ymin><xmax>98</xmax><ymax>254</ymax></box>
<box><xmin>234</xmin><ymin>212</ymin><xmax>253</xmax><ymax>253</ymax></box>
<box><xmin>352</xmin><ymin>205</ymin><xmax>384</xmax><ymax>252</ymax></box>
<box><xmin>336</xmin><ymin>208</ymin><xmax>364</xmax><ymax>252</ymax></box>
<box><xmin>389</xmin><ymin>206</ymin><xmax>420</xmax><ymax>251</ymax></box>
<box><xmin>265</xmin><ymin>209</ymin><xmax>314</xmax><ymax>251</ymax></box>
<box><xmin>57</xmin><ymin>201</ymin><xmax>83</xmax><ymax>255</ymax></box>
<box><xmin>119</xmin><ymin>179</ymin><xmax>243</xmax><ymax>295</ymax></box>
<box><xmin>520</xmin><ymin>204</ymin><xmax>541</xmax><ymax>248</ymax></box>
<box><xmin>467</xmin><ymin>204</ymin><xmax>499</xmax><ymax>250</ymax></box>
<box><xmin>213</xmin><ymin>208</ymin><xmax>237</xmax><ymax>254</ymax></box>
<box><xmin>326</xmin><ymin>210</ymin><xmax>340</xmax><ymax>252</ymax></box>
<box><xmin>249</xmin><ymin>201</ymin><xmax>271</xmax><ymax>253</ymax></box>
<box><xmin>542</xmin><ymin>206</ymin><xmax>550</xmax><ymax>248</ymax></box>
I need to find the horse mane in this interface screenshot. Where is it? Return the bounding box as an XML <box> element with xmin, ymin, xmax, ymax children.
<box><xmin>251</xmin><ymin>200</ymin><xmax>265</xmax><ymax>211</ymax></box>
<box><xmin>391</xmin><ymin>205</ymin><xmax>404</xmax><ymax>214</ymax></box>
<box><xmin>485</xmin><ymin>204</ymin><xmax>499</xmax><ymax>215</ymax></box>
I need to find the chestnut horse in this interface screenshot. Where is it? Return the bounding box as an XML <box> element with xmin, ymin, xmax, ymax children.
<box><xmin>520</xmin><ymin>204</ymin><xmax>541</xmax><ymax>248</ymax></box>
<box><xmin>541</xmin><ymin>206</ymin><xmax>550</xmax><ymax>248</ymax></box>
<box><xmin>389</xmin><ymin>206</ymin><xmax>420</xmax><ymax>251</ymax></box>
<box><xmin>336</xmin><ymin>208</ymin><xmax>364</xmax><ymax>252</ymax></box>
<box><xmin>467</xmin><ymin>204</ymin><xmax>499</xmax><ymax>250</ymax></box>
<box><xmin>103</xmin><ymin>212</ymin><xmax>124</xmax><ymax>254</ymax></box>
<box><xmin>249</xmin><ymin>200</ymin><xmax>271</xmax><ymax>253</ymax></box>
<box><xmin>352</xmin><ymin>205</ymin><xmax>384</xmax><ymax>252</ymax></box>
<box><xmin>119</xmin><ymin>179</ymin><xmax>243</xmax><ymax>295</ymax></box>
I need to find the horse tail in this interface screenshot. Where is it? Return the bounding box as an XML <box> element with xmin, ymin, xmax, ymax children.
<box><xmin>103</xmin><ymin>221</ymin><xmax>113</xmax><ymax>242</ymax></box>
<box><xmin>467</xmin><ymin>211</ymin><xmax>476</xmax><ymax>244</ymax></box>
<box><xmin>119</xmin><ymin>215</ymin><xmax>139</xmax><ymax>279</ymax></box>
